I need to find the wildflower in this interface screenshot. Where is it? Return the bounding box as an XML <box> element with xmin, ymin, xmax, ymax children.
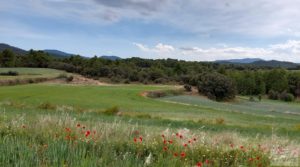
<box><xmin>65</xmin><ymin>128</ymin><xmax>71</xmax><ymax>133</ymax></box>
<box><xmin>163</xmin><ymin>140</ymin><xmax>167</xmax><ymax>145</ymax></box>
<box><xmin>180</xmin><ymin>152</ymin><xmax>186</xmax><ymax>158</ymax></box>
<box><xmin>134</xmin><ymin>138</ymin><xmax>137</xmax><ymax>143</ymax></box>
<box><xmin>162</xmin><ymin>134</ymin><xmax>165</xmax><ymax>138</ymax></box>
<box><xmin>168</xmin><ymin>140</ymin><xmax>173</xmax><ymax>144</ymax></box>
<box><xmin>193</xmin><ymin>138</ymin><xmax>197</xmax><ymax>141</ymax></box>
<box><xmin>188</xmin><ymin>140</ymin><xmax>192</xmax><ymax>144</ymax></box>
<box><xmin>76</xmin><ymin>123</ymin><xmax>80</xmax><ymax>127</ymax></box>
<box><xmin>205</xmin><ymin>159</ymin><xmax>210</xmax><ymax>164</ymax></box>
<box><xmin>85</xmin><ymin>130</ymin><xmax>91</xmax><ymax>137</ymax></box>
<box><xmin>256</xmin><ymin>156</ymin><xmax>260</xmax><ymax>160</ymax></box>
<box><xmin>174</xmin><ymin>152</ymin><xmax>178</xmax><ymax>157</ymax></box>
<box><xmin>22</xmin><ymin>125</ymin><xmax>26</xmax><ymax>128</ymax></box>
<box><xmin>179</xmin><ymin>135</ymin><xmax>183</xmax><ymax>139</ymax></box>
<box><xmin>197</xmin><ymin>162</ymin><xmax>203</xmax><ymax>167</ymax></box>
<box><xmin>139</xmin><ymin>136</ymin><xmax>143</xmax><ymax>142</ymax></box>
<box><xmin>240</xmin><ymin>146</ymin><xmax>244</xmax><ymax>149</ymax></box>
<box><xmin>176</xmin><ymin>133</ymin><xmax>179</xmax><ymax>136</ymax></box>
<box><xmin>230</xmin><ymin>143</ymin><xmax>234</xmax><ymax>148</ymax></box>
<box><xmin>248</xmin><ymin>158</ymin><xmax>253</xmax><ymax>162</ymax></box>
<box><xmin>134</xmin><ymin>130</ymin><xmax>139</xmax><ymax>135</ymax></box>
<box><xmin>163</xmin><ymin>146</ymin><xmax>168</xmax><ymax>151</ymax></box>
<box><xmin>183</xmin><ymin>143</ymin><xmax>188</xmax><ymax>147</ymax></box>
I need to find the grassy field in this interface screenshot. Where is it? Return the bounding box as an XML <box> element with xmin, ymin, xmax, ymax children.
<box><xmin>0</xmin><ymin>68</ymin><xmax>67</xmax><ymax>80</ymax></box>
<box><xmin>0</xmin><ymin>68</ymin><xmax>299</xmax><ymax>166</ymax></box>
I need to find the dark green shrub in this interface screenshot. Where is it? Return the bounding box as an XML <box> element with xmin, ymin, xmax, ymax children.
<box><xmin>184</xmin><ymin>84</ymin><xmax>192</xmax><ymax>92</ymax></box>
<box><xmin>66</xmin><ymin>76</ymin><xmax>74</xmax><ymax>82</ymax></box>
<box><xmin>0</xmin><ymin>71</ymin><xmax>18</xmax><ymax>76</ymax></box>
<box><xmin>268</xmin><ymin>90</ymin><xmax>279</xmax><ymax>100</ymax></box>
<box><xmin>104</xmin><ymin>106</ymin><xmax>119</xmax><ymax>115</ymax></box>
<box><xmin>38</xmin><ymin>102</ymin><xmax>56</xmax><ymax>110</ymax></box>
<box><xmin>279</xmin><ymin>92</ymin><xmax>294</xmax><ymax>102</ymax></box>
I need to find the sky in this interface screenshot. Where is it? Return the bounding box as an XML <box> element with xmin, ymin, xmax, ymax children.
<box><xmin>1</xmin><ymin>0</ymin><xmax>300</xmax><ymax>62</ymax></box>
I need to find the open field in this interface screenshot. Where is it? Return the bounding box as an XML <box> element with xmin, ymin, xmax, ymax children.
<box><xmin>0</xmin><ymin>69</ymin><xmax>299</xmax><ymax>166</ymax></box>
<box><xmin>0</xmin><ymin>68</ymin><xmax>66</xmax><ymax>80</ymax></box>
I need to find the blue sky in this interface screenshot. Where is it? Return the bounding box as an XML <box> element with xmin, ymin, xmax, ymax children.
<box><xmin>1</xmin><ymin>0</ymin><xmax>300</xmax><ymax>62</ymax></box>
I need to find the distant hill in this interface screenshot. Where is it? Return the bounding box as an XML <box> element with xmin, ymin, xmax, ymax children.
<box><xmin>100</xmin><ymin>55</ymin><xmax>121</xmax><ymax>60</ymax></box>
<box><xmin>215</xmin><ymin>58</ymin><xmax>300</xmax><ymax>69</ymax></box>
<box><xmin>0</xmin><ymin>43</ymin><xmax>27</xmax><ymax>56</ymax></box>
<box><xmin>43</xmin><ymin>49</ymin><xmax>73</xmax><ymax>58</ymax></box>
<box><xmin>251</xmin><ymin>60</ymin><xmax>300</xmax><ymax>69</ymax></box>
<box><xmin>215</xmin><ymin>58</ymin><xmax>264</xmax><ymax>64</ymax></box>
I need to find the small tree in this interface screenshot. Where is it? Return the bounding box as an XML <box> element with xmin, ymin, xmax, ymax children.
<box><xmin>197</xmin><ymin>73</ymin><xmax>236</xmax><ymax>101</ymax></box>
<box><xmin>0</xmin><ymin>49</ymin><xmax>16</xmax><ymax>67</ymax></box>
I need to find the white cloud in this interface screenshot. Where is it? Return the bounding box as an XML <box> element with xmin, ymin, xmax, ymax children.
<box><xmin>134</xmin><ymin>40</ymin><xmax>300</xmax><ymax>62</ymax></box>
<box><xmin>2</xmin><ymin>0</ymin><xmax>300</xmax><ymax>37</ymax></box>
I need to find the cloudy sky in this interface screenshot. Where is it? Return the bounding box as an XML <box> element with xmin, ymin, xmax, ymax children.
<box><xmin>1</xmin><ymin>0</ymin><xmax>300</xmax><ymax>62</ymax></box>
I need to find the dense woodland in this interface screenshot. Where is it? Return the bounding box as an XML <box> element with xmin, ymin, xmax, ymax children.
<box><xmin>1</xmin><ymin>49</ymin><xmax>300</xmax><ymax>101</ymax></box>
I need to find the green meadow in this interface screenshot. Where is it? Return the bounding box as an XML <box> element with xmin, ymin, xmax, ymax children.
<box><xmin>0</xmin><ymin>68</ymin><xmax>299</xmax><ymax>166</ymax></box>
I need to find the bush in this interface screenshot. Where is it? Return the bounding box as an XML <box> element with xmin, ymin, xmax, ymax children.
<box><xmin>215</xmin><ymin>118</ymin><xmax>225</xmax><ymax>125</ymax></box>
<box><xmin>66</xmin><ymin>76</ymin><xmax>74</xmax><ymax>82</ymax></box>
<box><xmin>279</xmin><ymin>92</ymin><xmax>294</xmax><ymax>102</ymax></box>
<box><xmin>198</xmin><ymin>73</ymin><xmax>236</xmax><ymax>101</ymax></box>
<box><xmin>268</xmin><ymin>90</ymin><xmax>279</xmax><ymax>100</ymax></box>
<box><xmin>184</xmin><ymin>84</ymin><xmax>192</xmax><ymax>92</ymax></box>
<box><xmin>249</xmin><ymin>96</ymin><xmax>255</xmax><ymax>102</ymax></box>
<box><xmin>38</xmin><ymin>102</ymin><xmax>56</xmax><ymax>110</ymax></box>
<box><xmin>103</xmin><ymin>106</ymin><xmax>119</xmax><ymax>115</ymax></box>
<box><xmin>0</xmin><ymin>71</ymin><xmax>18</xmax><ymax>76</ymax></box>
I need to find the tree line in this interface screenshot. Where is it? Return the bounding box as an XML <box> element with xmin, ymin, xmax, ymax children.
<box><xmin>1</xmin><ymin>49</ymin><xmax>300</xmax><ymax>101</ymax></box>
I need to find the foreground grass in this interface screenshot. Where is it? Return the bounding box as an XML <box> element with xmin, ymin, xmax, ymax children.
<box><xmin>0</xmin><ymin>107</ymin><xmax>282</xmax><ymax>166</ymax></box>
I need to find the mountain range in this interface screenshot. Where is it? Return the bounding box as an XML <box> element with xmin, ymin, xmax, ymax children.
<box><xmin>215</xmin><ymin>58</ymin><xmax>300</xmax><ymax>69</ymax></box>
<box><xmin>0</xmin><ymin>43</ymin><xmax>121</xmax><ymax>60</ymax></box>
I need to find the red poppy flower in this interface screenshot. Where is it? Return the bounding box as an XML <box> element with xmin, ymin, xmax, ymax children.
<box><xmin>174</xmin><ymin>152</ymin><xmax>178</xmax><ymax>157</ymax></box>
<box><xmin>139</xmin><ymin>136</ymin><xmax>143</xmax><ymax>142</ymax></box>
<box><xmin>205</xmin><ymin>159</ymin><xmax>210</xmax><ymax>164</ymax></box>
<box><xmin>183</xmin><ymin>143</ymin><xmax>188</xmax><ymax>147</ymax></box>
<box><xmin>193</xmin><ymin>138</ymin><xmax>197</xmax><ymax>141</ymax></box>
<box><xmin>85</xmin><ymin>130</ymin><xmax>91</xmax><ymax>137</ymax></box>
<box><xmin>230</xmin><ymin>143</ymin><xmax>234</xmax><ymax>148</ymax></box>
<box><xmin>134</xmin><ymin>138</ymin><xmax>137</xmax><ymax>143</ymax></box>
<box><xmin>180</xmin><ymin>152</ymin><xmax>186</xmax><ymax>158</ymax></box>
<box><xmin>162</xmin><ymin>134</ymin><xmax>165</xmax><ymax>138</ymax></box>
<box><xmin>163</xmin><ymin>146</ymin><xmax>168</xmax><ymax>151</ymax></box>
<box><xmin>76</xmin><ymin>123</ymin><xmax>80</xmax><ymax>127</ymax></box>
<box><xmin>179</xmin><ymin>135</ymin><xmax>183</xmax><ymax>139</ymax></box>
<box><xmin>240</xmin><ymin>146</ymin><xmax>244</xmax><ymax>149</ymax></box>
<box><xmin>168</xmin><ymin>140</ymin><xmax>173</xmax><ymax>144</ymax></box>
<box><xmin>65</xmin><ymin>128</ymin><xmax>71</xmax><ymax>133</ymax></box>
<box><xmin>197</xmin><ymin>162</ymin><xmax>203</xmax><ymax>167</ymax></box>
<box><xmin>176</xmin><ymin>133</ymin><xmax>179</xmax><ymax>136</ymax></box>
<box><xmin>163</xmin><ymin>140</ymin><xmax>167</xmax><ymax>144</ymax></box>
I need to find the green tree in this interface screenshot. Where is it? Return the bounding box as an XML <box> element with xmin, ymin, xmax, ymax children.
<box><xmin>265</xmin><ymin>69</ymin><xmax>288</xmax><ymax>93</ymax></box>
<box><xmin>0</xmin><ymin>49</ymin><xmax>16</xmax><ymax>67</ymax></box>
<box><xmin>198</xmin><ymin>73</ymin><xmax>236</xmax><ymax>101</ymax></box>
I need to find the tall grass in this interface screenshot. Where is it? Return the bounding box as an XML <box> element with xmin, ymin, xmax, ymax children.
<box><xmin>0</xmin><ymin>107</ymin><xmax>299</xmax><ymax>166</ymax></box>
